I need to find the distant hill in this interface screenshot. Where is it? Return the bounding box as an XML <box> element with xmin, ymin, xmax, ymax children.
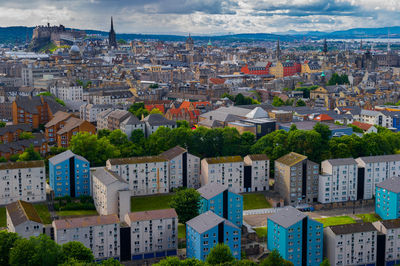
<box><xmin>2</xmin><ymin>25</ymin><xmax>400</xmax><ymax>45</ymax></box>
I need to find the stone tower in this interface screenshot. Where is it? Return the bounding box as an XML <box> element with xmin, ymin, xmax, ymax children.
<box><xmin>109</xmin><ymin>17</ymin><xmax>117</xmax><ymax>49</ymax></box>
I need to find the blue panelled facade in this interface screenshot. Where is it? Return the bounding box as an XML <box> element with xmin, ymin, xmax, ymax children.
<box><xmin>267</xmin><ymin>207</ymin><xmax>323</xmax><ymax>266</ymax></box>
<box><xmin>198</xmin><ymin>183</ymin><xmax>243</xmax><ymax>227</ymax></box>
<box><xmin>49</xmin><ymin>150</ymin><xmax>91</xmax><ymax>197</ymax></box>
<box><xmin>376</xmin><ymin>178</ymin><xmax>400</xmax><ymax>220</ymax></box>
<box><xmin>186</xmin><ymin>211</ymin><xmax>241</xmax><ymax>261</ymax></box>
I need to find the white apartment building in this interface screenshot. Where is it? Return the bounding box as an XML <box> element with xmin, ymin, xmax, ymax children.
<box><xmin>120</xmin><ymin>116</ymin><xmax>145</xmax><ymax>139</ymax></box>
<box><xmin>160</xmin><ymin>146</ymin><xmax>201</xmax><ymax>189</ymax></box>
<box><xmin>243</xmin><ymin>154</ymin><xmax>269</xmax><ymax>192</ymax></box>
<box><xmin>354</xmin><ymin>109</ymin><xmax>392</xmax><ymax>128</ymax></box>
<box><xmin>356</xmin><ymin>154</ymin><xmax>400</xmax><ymax>199</ymax></box>
<box><xmin>201</xmin><ymin>156</ymin><xmax>244</xmax><ymax>193</ymax></box>
<box><xmin>50</xmin><ymin>85</ymin><xmax>83</xmax><ymax>102</ymax></box>
<box><xmin>318</xmin><ymin>158</ymin><xmax>358</xmax><ymax>203</ymax></box>
<box><xmin>96</xmin><ymin>108</ymin><xmax>114</xmax><ymax>130</ymax></box>
<box><xmin>324</xmin><ymin>223</ymin><xmax>377</xmax><ymax>266</ymax></box>
<box><xmin>80</xmin><ymin>103</ymin><xmax>113</xmax><ymax>123</ymax></box>
<box><xmin>53</xmin><ymin>214</ymin><xmax>121</xmax><ymax>261</ymax></box>
<box><xmin>142</xmin><ymin>114</ymin><xmax>176</xmax><ymax>137</ymax></box>
<box><xmin>124</xmin><ymin>209</ymin><xmax>178</xmax><ymax>260</ymax></box>
<box><xmin>373</xmin><ymin>219</ymin><xmax>400</xmax><ymax>264</ymax></box>
<box><xmin>0</xmin><ymin>161</ymin><xmax>46</xmax><ymax>205</ymax></box>
<box><xmin>92</xmin><ymin>167</ymin><xmax>129</xmax><ymax>216</ymax></box>
<box><xmin>6</xmin><ymin>200</ymin><xmax>44</xmax><ymax>239</ymax></box>
<box><xmin>106</xmin><ymin>156</ymin><xmax>169</xmax><ymax>196</ymax></box>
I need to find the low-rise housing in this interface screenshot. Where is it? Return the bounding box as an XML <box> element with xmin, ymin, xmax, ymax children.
<box><xmin>6</xmin><ymin>200</ymin><xmax>44</xmax><ymax>238</ymax></box>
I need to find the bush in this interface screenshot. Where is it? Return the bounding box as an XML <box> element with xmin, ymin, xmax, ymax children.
<box><xmin>54</xmin><ymin>196</ymin><xmax>95</xmax><ymax>211</ymax></box>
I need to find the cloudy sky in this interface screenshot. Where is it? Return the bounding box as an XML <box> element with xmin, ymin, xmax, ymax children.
<box><xmin>0</xmin><ymin>0</ymin><xmax>399</xmax><ymax>35</ymax></box>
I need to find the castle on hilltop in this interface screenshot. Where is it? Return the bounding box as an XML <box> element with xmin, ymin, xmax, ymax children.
<box><xmin>29</xmin><ymin>23</ymin><xmax>86</xmax><ymax>51</ymax></box>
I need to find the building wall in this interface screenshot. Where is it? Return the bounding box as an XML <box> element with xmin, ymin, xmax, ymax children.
<box><xmin>376</xmin><ymin>187</ymin><xmax>399</xmax><ymax>220</ymax></box>
<box><xmin>244</xmin><ymin>157</ymin><xmax>269</xmax><ymax>192</ymax></box>
<box><xmin>7</xmin><ymin>212</ymin><xmax>43</xmax><ymax>239</ymax></box>
<box><xmin>54</xmin><ymin>222</ymin><xmax>120</xmax><ymax>261</ymax></box>
<box><xmin>200</xmin><ymin>160</ymin><xmax>244</xmax><ymax>193</ymax></box>
<box><xmin>0</xmin><ymin>166</ymin><xmax>46</xmax><ymax>205</ymax></box>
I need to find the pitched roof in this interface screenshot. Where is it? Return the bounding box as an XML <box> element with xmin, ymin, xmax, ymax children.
<box><xmin>45</xmin><ymin>111</ymin><xmax>74</xmax><ymax>128</ymax></box>
<box><xmin>329</xmin><ymin>222</ymin><xmax>377</xmax><ymax>235</ymax></box>
<box><xmin>357</xmin><ymin>154</ymin><xmax>400</xmax><ymax>164</ymax></box>
<box><xmin>122</xmin><ymin>115</ymin><xmax>143</xmax><ymax>125</ymax></box>
<box><xmin>186</xmin><ymin>211</ymin><xmax>225</xmax><ymax>234</ymax></box>
<box><xmin>351</xmin><ymin>121</ymin><xmax>374</xmax><ymax>131</ymax></box>
<box><xmin>56</xmin><ymin>117</ymin><xmax>88</xmax><ymax>135</ymax></box>
<box><xmin>0</xmin><ymin>160</ymin><xmax>44</xmax><ymax>170</ymax></box>
<box><xmin>379</xmin><ymin>218</ymin><xmax>400</xmax><ymax>229</ymax></box>
<box><xmin>160</xmin><ymin>146</ymin><xmax>187</xmax><ymax>160</ymax></box>
<box><xmin>324</xmin><ymin>158</ymin><xmax>357</xmax><ymax>166</ymax></box>
<box><xmin>126</xmin><ymin>209</ymin><xmax>177</xmax><ymax>223</ymax></box>
<box><xmin>143</xmin><ymin>114</ymin><xmax>176</xmax><ymax>126</ymax></box>
<box><xmin>6</xmin><ymin>200</ymin><xmax>43</xmax><ymax>226</ymax></box>
<box><xmin>245</xmin><ymin>107</ymin><xmax>269</xmax><ymax>119</ymax></box>
<box><xmin>268</xmin><ymin>206</ymin><xmax>308</xmax><ymax>228</ymax></box>
<box><xmin>245</xmin><ymin>154</ymin><xmax>269</xmax><ymax>161</ymax></box>
<box><xmin>314</xmin><ymin>114</ymin><xmax>334</xmax><ymax>121</ymax></box>
<box><xmin>91</xmin><ymin>167</ymin><xmax>127</xmax><ymax>185</ymax></box>
<box><xmin>209</xmin><ymin>78</ymin><xmax>226</xmax><ymax>85</ymax></box>
<box><xmin>0</xmin><ymin>124</ymin><xmax>32</xmax><ymax>136</ymax></box>
<box><xmin>107</xmin><ymin>155</ymin><xmax>167</xmax><ymax>165</ymax></box>
<box><xmin>376</xmin><ymin>177</ymin><xmax>400</xmax><ymax>193</ymax></box>
<box><xmin>53</xmin><ymin>214</ymin><xmax>119</xmax><ymax>230</ymax></box>
<box><xmin>275</xmin><ymin>152</ymin><xmax>307</xmax><ymax>167</ymax></box>
<box><xmin>197</xmin><ymin>183</ymin><xmax>228</xmax><ymax>200</ymax></box>
<box><xmin>203</xmin><ymin>156</ymin><xmax>243</xmax><ymax>164</ymax></box>
<box><xmin>49</xmin><ymin>150</ymin><xmax>88</xmax><ymax>165</ymax></box>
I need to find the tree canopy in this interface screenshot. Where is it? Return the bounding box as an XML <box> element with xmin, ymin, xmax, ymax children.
<box><xmin>169</xmin><ymin>188</ymin><xmax>201</xmax><ymax>224</ymax></box>
<box><xmin>206</xmin><ymin>244</ymin><xmax>236</xmax><ymax>265</ymax></box>
<box><xmin>327</xmin><ymin>73</ymin><xmax>349</xmax><ymax>85</ymax></box>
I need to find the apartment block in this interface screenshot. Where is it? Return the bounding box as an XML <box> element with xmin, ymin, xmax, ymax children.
<box><xmin>53</xmin><ymin>214</ymin><xmax>121</xmax><ymax>261</ymax></box>
<box><xmin>267</xmin><ymin>206</ymin><xmax>323</xmax><ymax>266</ymax></box>
<box><xmin>106</xmin><ymin>156</ymin><xmax>169</xmax><ymax>195</ymax></box>
<box><xmin>120</xmin><ymin>115</ymin><xmax>145</xmax><ymax>139</ymax></box>
<box><xmin>198</xmin><ymin>183</ymin><xmax>243</xmax><ymax>227</ymax></box>
<box><xmin>50</xmin><ymin>84</ymin><xmax>83</xmax><ymax>102</ymax></box>
<box><xmin>6</xmin><ymin>200</ymin><xmax>44</xmax><ymax>239</ymax></box>
<box><xmin>92</xmin><ymin>167</ymin><xmax>129</xmax><ymax>216</ymax></box>
<box><xmin>0</xmin><ymin>161</ymin><xmax>46</xmax><ymax>205</ymax></box>
<box><xmin>160</xmin><ymin>146</ymin><xmax>201</xmax><ymax>189</ymax></box>
<box><xmin>243</xmin><ymin>154</ymin><xmax>270</xmax><ymax>192</ymax></box>
<box><xmin>376</xmin><ymin>177</ymin><xmax>400</xmax><ymax>220</ymax></box>
<box><xmin>356</xmin><ymin>154</ymin><xmax>400</xmax><ymax>200</ymax></box>
<box><xmin>186</xmin><ymin>211</ymin><xmax>241</xmax><ymax>261</ymax></box>
<box><xmin>274</xmin><ymin>152</ymin><xmax>319</xmax><ymax>205</ymax></box>
<box><xmin>96</xmin><ymin>108</ymin><xmax>114</xmax><ymax>130</ymax></box>
<box><xmin>80</xmin><ymin>103</ymin><xmax>113</xmax><ymax>123</ymax></box>
<box><xmin>200</xmin><ymin>156</ymin><xmax>244</xmax><ymax>193</ymax></box>
<box><xmin>49</xmin><ymin>150</ymin><xmax>90</xmax><ymax>198</ymax></box>
<box><xmin>373</xmin><ymin>219</ymin><xmax>400</xmax><ymax>265</ymax></box>
<box><xmin>324</xmin><ymin>223</ymin><xmax>377</xmax><ymax>266</ymax></box>
<box><xmin>124</xmin><ymin>209</ymin><xmax>178</xmax><ymax>260</ymax></box>
<box><xmin>143</xmin><ymin>113</ymin><xmax>176</xmax><ymax>137</ymax></box>
<box><xmin>318</xmin><ymin>158</ymin><xmax>358</xmax><ymax>203</ymax></box>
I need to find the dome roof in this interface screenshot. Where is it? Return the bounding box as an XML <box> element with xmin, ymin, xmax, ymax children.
<box><xmin>69</xmin><ymin>44</ymin><xmax>80</xmax><ymax>55</ymax></box>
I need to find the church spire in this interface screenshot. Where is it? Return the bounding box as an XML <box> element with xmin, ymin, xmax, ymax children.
<box><xmin>276</xmin><ymin>38</ymin><xmax>281</xmax><ymax>60</ymax></box>
<box><xmin>111</xmin><ymin>16</ymin><xmax>114</xmax><ymax>32</ymax></box>
<box><xmin>108</xmin><ymin>16</ymin><xmax>117</xmax><ymax>49</ymax></box>
<box><xmin>323</xmin><ymin>38</ymin><xmax>328</xmax><ymax>55</ymax></box>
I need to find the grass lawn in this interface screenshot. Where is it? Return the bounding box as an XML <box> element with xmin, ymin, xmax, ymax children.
<box><xmin>254</xmin><ymin>227</ymin><xmax>267</xmax><ymax>238</ymax></box>
<box><xmin>131</xmin><ymin>194</ymin><xmax>174</xmax><ymax>212</ymax></box>
<box><xmin>243</xmin><ymin>193</ymin><xmax>272</xmax><ymax>210</ymax></box>
<box><xmin>34</xmin><ymin>204</ymin><xmax>52</xmax><ymax>224</ymax></box>
<box><xmin>57</xmin><ymin>210</ymin><xmax>98</xmax><ymax>217</ymax></box>
<box><xmin>316</xmin><ymin>216</ymin><xmax>356</xmax><ymax>227</ymax></box>
<box><xmin>178</xmin><ymin>223</ymin><xmax>186</xmax><ymax>239</ymax></box>
<box><xmin>356</xmin><ymin>213</ymin><xmax>382</xmax><ymax>223</ymax></box>
<box><xmin>0</xmin><ymin>207</ymin><xmax>5</xmax><ymax>227</ymax></box>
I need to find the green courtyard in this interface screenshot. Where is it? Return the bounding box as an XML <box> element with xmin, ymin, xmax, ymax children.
<box><xmin>243</xmin><ymin>193</ymin><xmax>272</xmax><ymax>210</ymax></box>
<box><xmin>316</xmin><ymin>216</ymin><xmax>356</xmax><ymax>227</ymax></box>
<box><xmin>130</xmin><ymin>194</ymin><xmax>174</xmax><ymax>212</ymax></box>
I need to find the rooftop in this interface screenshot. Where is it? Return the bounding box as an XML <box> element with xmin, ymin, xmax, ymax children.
<box><xmin>6</xmin><ymin>200</ymin><xmax>42</xmax><ymax>226</ymax></box>
<box><xmin>376</xmin><ymin>177</ymin><xmax>400</xmax><ymax>193</ymax></box>
<box><xmin>204</xmin><ymin>156</ymin><xmax>243</xmax><ymax>164</ymax></box>
<box><xmin>268</xmin><ymin>206</ymin><xmax>308</xmax><ymax>228</ymax></box>
<box><xmin>186</xmin><ymin>211</ymin><xmax>225</xmax><ymax>234</ymax></box>
<box><xmin>49</xmin><ymin>150</ymin><xmax>88</xmax><ymax>165</ymax></box>
<box><xmin>53</xmin><ymin>214</ymin><xmax>119</xmax><ymax>230</ymax></box>
<box><xmin>126</xmin><ymin>208</ymin><xmax>177</xmax><ymax>222</ymax></box>
<box><xmin>0</xmin><ymin>160</ymin><xmax>44</xmax><ymax>170</ymax></box>
<box><xmin>197</xmin><ymin>183</ymin><xmax>228</xmax><ymax>200</ymax></box>
<box><xmin>275</xmin><ymin>152</ymin><xmax>307</xmax><ymax>167</ymax></box>
<box><xmin>160</xmin><ymin>146</ymin><xmax>187</xmax><ymax>160</ymax></box>
<box><xmin>108</xmin><ymin>155</ymin><xmax>167</xmax><ymax>165</ymax></box>
<box><xmin>329</xmin><ymin>222</ymin><xmax>377</xmax><ymax>235</ymax></box>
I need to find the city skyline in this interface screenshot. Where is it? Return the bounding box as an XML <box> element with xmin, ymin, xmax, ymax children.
<box><xmin>1</xmin><ymin>0</ymin><xmax>400</xmax><ymax>35</ymax></box>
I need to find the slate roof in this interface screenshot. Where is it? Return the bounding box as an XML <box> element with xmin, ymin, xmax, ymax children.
<box><xmin>126</xmin><ymin>209</ymin><xmax>177</xmax><ymax>222</ymax></box>
<box><xmin>267</xmin><ymin>206</ymin><xmax>308</xmax><ymax>228</ymax></box>
<box><xmin>108</xmin><ymin>156</ymin><xmax>167</xmax><ymax>165</ymax></box>
<box><xmin>197</xmin><ymin>183</ymin><xmax>228</xmax><ymax>200</ymax></box>
<box><xmin>91</xmin><ymin>167</ymin><xmax>127</xmax><ymax>185</ymax></box>
<box><xmin>160</xmin><ymin>146</ymin><xmax>187</xmax><ymax>160</ymax></box>
<box><xmin>143</xmin><ymin>114</ymin><xmax>176</xmax><ymax>126</ymax></box>
<box><xmin>122</xmin><ymin>115</ymin><xmax>144</xmax><ymax>125</ymax></box>
<box><xmin>357</xmin><ymin>154</ymin><xmax>400</xmax><ymax>164</ymax></box>
<box><xmin>45</xmin><ymin>111</ymin><xmax>74</xmax><ymax>128</ymax></box>
<box><xmin>275</xmin><ymin>152</ymin><xmax>307</xmax><ymax>167</ymax></box>
<box><xmin>376</xmin><ymin>177</ymin><xmax>400</xmax><ymax>193</ymax></box>
<box><xmin>0</xmin><ymin>160</ymin><xmax>44</xmax><ymax>170</ymax></box>
<box><xmin>380</xmin><ymin>218</ymin><xmax>400</xmax><ymax>229</ymax></box>
<box><xmin>53</xmin><ymin>214</ymin><xmax>119</xmax><ymax>229</ymax></box>
<box><xmin>6</xmin><ymin>200</ymin><xmax>43</xmax><ymax>226</ymax></box>
<box><xmin>56</xmin><ymin>117</ymin><xmax>87</xmax><ymax>135</ymax></box>
<box><xmin>329</xmin><ymin>222</ymin><xmax>377</xmax><ymax>235</ymax></box>
<box><xmin>325</xmin><ymin>158</ymin><xmax>357</xmax><ymax>166</ymax></box>
<box><xmin>48</xmin><ymin>150</ymin><xmax>88</xmax><ymax>165</ymax></box>
<box><xmin>15</xmin><ymin>96</ymin><xmax>42</xmax><ymax>114</ymax></box>
<box><xmin>186</xmin><ymin>211</ymin><xmax>225</xmax><ymax>234</ymax></box>
<box><xmin>245</xmin><ymin>154</ymin><xmax>269</xmax><ymax>161</ymax></box>
<box><xmin>0</xmin><ymin>124</ymin><xmax>32</xmax><ymax>136</ymax></box>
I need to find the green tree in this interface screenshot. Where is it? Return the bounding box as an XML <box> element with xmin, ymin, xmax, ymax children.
<box><xmin>128</xmin><ymin>102</ymin><xmax>149</xmax><ymax>119</ymax></box>
<box><xmin>108</xmin><ymin>129</ymin><xmax>129</xmax><ymax>147</ymax></box>
<box><xmin>177</xmin><ymin>120</ymin><xmax>190</xmax><ymax>128</ymax></box>
<box><xmin>154</xmin><ymin>257</ymin><xmax>205</xmax><ymax>266</ymax></box>
<box><xmin>149</xmin><ymin>83</ymin><xmax>159</xmax><ymax>89</ymax></box>
<box><xmin>117</xmin><ymin>39</ymin><xmax>127</xmax><ymax>45</ymax></box>
<box><xmin>296</xmin><ymin>99</ymin><xmax>306</xmax><ymax>107</ymax></box>
<box><xmin>18</xmin><ymin>145</ymin><xmax>42</xmax><ymax>161</ymax></box>
<box><xmin>0</xmin><ymin>121</ymin><xmax>5</xmax><ymax>128</ymax></box>
<box><xmin>130</xmin><ymin>129</ymin><xmax>145</xmax><ymax>145</ymax></box>
<box><xmin>50</xmin><ymin>146</ymin><xmax>67</xmax><ymax>155</ymax></box>
<box><xmin>320</xmin><ymin>258</ymin><xmax>330</xmax><ymax>266</ymax></box>
<box><xmin>0</xmin><ymin>157</ymin><xmax>6</xmax><ymax>163</ymax></box>
<box><xmin>19</xmin><ymin>132</ymin><xmax>34</xmax><ymax>140</ymax></box>
<box><xmin>9</xmin><ymin>154</ymin><xmax>19</xmax><ymax>162</ymax></box>
<box><xmin>313</xmin><ymin>122</ymin><xmax>331</xmax><ymax>143</ymax></box>
<box><xmin>206</xmin><ymin>243</ymin><xmax>235</xmax><ymax>265</ymax></box>
<box><xmin>260</xmin><ymin>249</ymin><xmax>293</xmax><ymax>266</ymax></box>
<box><xmin>272</xmin><ymin>96</ymin><xmax>285</xmax><ymax>107</ymax></box>
<box><xmin>61</xmin><ymin>241</ymin><xmax>94</xmax><ymax>263</ymax></box>
<box><xmin>150</xmin><ymin>108</ymin><xmax>163</xmax><ymax>115</ymax></box>
<box><xmin>0</xmin><ymin>231</ymin><xmax>20</xmax><ymax>266</ymax></box>
<box><xmin>10</xmin><ymin>234</ymin><xmax>63</xmax><ymax>266</ymax></box>
<box><xmin>98</xmin><ymin>129</ymin><xmax>112</xmax><ymax>139</ymax></box>
<box><xmin>169</xmin><ymin>188</ymin><xmax>201</xmax><ymax>224</ymax></box>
